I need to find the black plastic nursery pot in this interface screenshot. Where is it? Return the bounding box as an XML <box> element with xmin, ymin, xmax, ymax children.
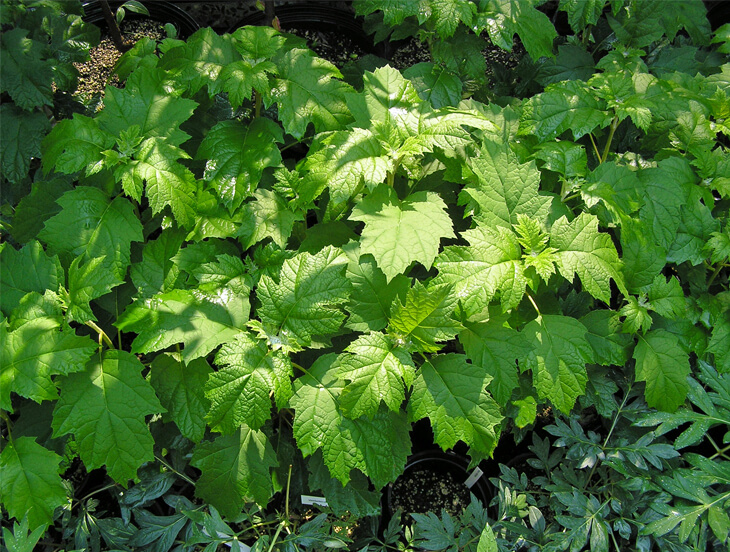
<box><xmin>383</xmin><ymin>449</ymin><xmax>493</xmax><ymax>525</ymax></box>
<box><xmin>81</xmin><ymin>0</ymin><xmax>200</xmax><ymax>39</ymax></box>
<box><xmin>229</xmin><ymin>2</ymin><xmax>382</xmax><ymax>57</ymax></box>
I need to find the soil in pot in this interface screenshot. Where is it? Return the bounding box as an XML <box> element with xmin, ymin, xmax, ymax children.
<box><xmin>390</xmin><ymin>466</ymin><xmax>471</xmax><ymax>520</ymax></box>
<box><xmin>386</xmin><ymin>451</ymin><xmax>492</xmax><ymax>525</ymax></box>
<box><xmin>73</xmin><ymin>18</ymin><xmax>169</xmax><ymax>102</ymax></box>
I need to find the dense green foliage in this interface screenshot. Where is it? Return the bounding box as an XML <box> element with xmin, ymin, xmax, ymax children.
<box><xmin>1</xmin><ymin>0</ymin><xmax>729</xmax><ymax>550</ymax></box>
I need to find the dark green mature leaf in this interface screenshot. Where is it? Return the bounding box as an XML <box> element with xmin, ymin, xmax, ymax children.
<box><xmin>197</xmin><ymin>118</ymin><xmax>284</xmax><ymax>211</ymax></box>
<box><xmin>150</xmin><ymin>353</ymin><xmax>211</xmax><ymax>443</ymax></box>
<box><xmin>0</xmin><ymin>241</ymin><xmax>63</xmax><ymax>316</ymax></box>
<box><xmin>0</xmin><ymin>437</ymin><xmax>66</xmax><ymax>531</ymax></box>
<box><xmin>191</xmin><ymin>424</ymin><xmax>278</xmax><ymax>515</ymax></box>
<box><xmin>476</xmin><ymin>0</ymin><xmax>558</xmax><ymax>60</ymax></box>
<box><xmin>116</xmin><ymin>287</ymin><xmax>249</xmax><ymax>363</ymax></box>
<box><xmin>550</xmin><ymin>213</ymin><xmax>627</xmax><ymax>302</ymax></box>
<box><xmin>41</xmin><ymin>114</ymin><xmax>114</xmax><ymax>176</ymax></box>
<box><xmin>256</xmin><ymin>246</ymin><xmax>351</xmax><ymax>348</ymax></box>
<box><xmin>459</xmin><ymin>317</ymin><xmax>533</xmax><ymax>406</ymax></box>
<box><xmin>351</xmin><ymin>185</ymin><xmax>455</xmax><ymax>282</ymax></box>
<box><xmin>130</xmin><ymin>230</ymin><xmax>186</xmax><ymax>299</ymax></box>
<box><xmin>343</xmin><ymin>243</ymin><xmax>410</xmax><ymax>332</ymax></box>
<box><xmin>307</xmin><ymin>451</ymin><xmax>381</xmax><ymax>517</ymax></box>
<box><xmin>337</xmin><ymin>332</ymin><xmax>415</xmax><ymax>419</ymax></box>
<box><xmin>634</xmin><ymin>330</ymin><xmax>690</xmax><ymax>412</ymax></box>
<box><xmin>269</xmin><ymin>48</ymin><xmax>354</xmax><ymax>138</ymax></box>
<box><xmin>461</xmin><ymin>139</ymin><xmax>554</xmax><ymax>229</ymax></box>
<box><xmin>64</xmin><ymin>255</ymin><xmax>125</xmax><ymax>323</ymax></box>
<box><xmin>409</xmin><ymin>353</ymin><xmax>503</xmax><ymax>455</ymax></box>
<box><xmin>0</xmin><ymin>316</ymin><xmax>95</xmax><ymax>412</ymax></box>
<box><xmin>559</xmin><ymin>0</ymin><xmax>605</xmax><ymax>33</ymax></box>
<box><xmin>403</xmin><ymin>62</ymin><xmax>463</xmax><ymax>108</ymax></box>
<box><xmin>206</xmin><ymin>331</ymin><xmax>292</xmax><ymax>433</ymax></box>
<box><xmin>523</xmin><ymin>315</ymin><xmax>593</xmax><ymax>414</ymax></box>
<box><xmin>580</xmin><ymin>310</ymin><xmax>631</xmax><ymax>366</ymax></box>
<box><xmin>388</xmin><ymin>281</ymin><xmax>463</xmax><ymax>353</ymax></box>
<box><xmin>0</xmin><ymin>28</ymin><xmax>53</xmax><ymax>110</ymax></box>
<box><xmin>354</xmin><ymin>0</ymin><xmax>421</xmax><ymax>26</ymax></box>
<box><xmin>434</xmin><ymin>225</ymin><xmax>526</xmax><ymax>317</ymax></box>
<box><xmin>52</xmin><ymin>350</ymin><xmax>163</xmax><ymax>484</ymax></box>
<box><xmin>0</xmin><ymin>104</ymin><xmax>49</xmax><ymax>184</ymax></box>
<box><xmin>38</xmin><ymin>186</ymin><xmax>143</xmax><ymax>280</ymax></box>
<box><xmin>10</xmin><ymin>176</ymin><xmax>73</xmax><ymax>245</ymax></box>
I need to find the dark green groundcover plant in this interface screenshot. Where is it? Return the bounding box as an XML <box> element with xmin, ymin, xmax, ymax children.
<box><xmin>1</xmin><ymin>0</ymin><xmax>729</xmax><ymax>550</ymax></box>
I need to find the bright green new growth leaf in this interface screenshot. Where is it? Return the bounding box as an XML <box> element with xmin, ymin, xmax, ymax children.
<box><xmin>519</xmin><ymin>80</ymin><xmax>612</xmax><ymax>142</ymax></box>
<box><xmin>160</xmin><ymin>28</ymin><xmax>239</xmax><ymax>95</ymax></box>
<box><xmin>388</xmin><ymin>282</ymin><xmax>463</xmax><ymax>353</ymax></box>
<box><xmin>303</xmin><ymin>128</ymin><xmax>391</xmax><ymax>206</ymax></box>
<box><xmin>0</xmin><ymin>437</ymin><xmax>66</xmax><ymax>531</ymax></box>
<box><xmin>434</xmin><ymin>225</ymin><xmax>526</xmax><ymax>317</ymax></box>
<box><xmin>38</xmin><ymin>186</ymin><xmax>143</xmax><ymax>281</ymax></box>
<box><xmin>0</xmin><ymin>104</ymin><xmax>49</xmax><ymax>184</ymax></box>
<box><xmin>550</xmin><ymin>213</ymin><xmax>627</xmax><ymax>303</ymax></box>
<box><xmin>0</xmin><ymin>28</ymin><xmax>53</xmax><ymax>110</ymax></box>
<box><xmin>634</xmin><ymin>330</ymin><xmax>691</xmax><ymax>412</ymax></box>
<box><xmin>461</xmin><ymin>139</ymin><xmax>554</xmax><ymax>229</ymax></box>
<box><xmin>150</xmin><ymin>353</ymin><xmax>212</xmax><ymax>443</ymax></box>
<box><xmin>523</xmin><ymin>315</ymin><xmax>594</xmax><ymax>414</ymax></box>
<box><xmin>0</xmin><ymin>317</ymin><xmax>96</xmax><ymax>412</ymax></box>
<box><xmin>237</xmin><ymin>188</ymin><xmax>303</xmax><ymax>249</ymax></box>
<box><xmin>52</xmin><ymin>350</ymin><xmax>163</xmax><ymax>484</ymax></box>
<box><xmin>197</xmin><ymin>118</ymin><xmax>284</xmax><ymax>211</ymax></box>
<box><xmin>127</xmin><ymin>139</ymin><xmax>199</xmax><ymax>229</ymax></box>
<box><xmin>116</xmin><ymin>288</ymin><xmax>250</xmax><ymax>363</ymax></box>
<box><xmin>191</xmin><ymin>425</ymin><xmax>278</xmax><ymax>515</ymax></box>
<box><xmin>351</xmin><ymin>185</ymin><xmax>455</xmax><ymax>282</ymax></box>
<box><xmin>0</xmin><ymin>241</ymin><xmax>63</xmax><ymax>316</ymax></box>
<box><xmin>290</xmin><ymin>355</ymin><xmax>410</xmax><ymax>488</ymax></box>
<box><xmin>256</xmin><ymin>246</ymin><xmax>351</xmax><ymax>348</ymax></box>
<box><xmin>343</xmin><ymin>243</ymin><xmax>410</xmax><ymax>332</ymax></box>
<box><xmin>707</xmin><ymin>315</ymin><xmax>730</xmax><ymax>374</ymax></box>
<box><xmin>98</xmin><ymin>66</ymin><xmax>198</xmax><ymax>146</ymax></box>
<box><xmin>269</xmin><ymin>48</ymin><xmax>353</xmax><ymax>138</ymax></box>
<box><xmin>646</xmin><ymin>275</ymin><xmax>686</xmax><ymax>319</ymax></box>
<box><xmin>207</xmin><ymin>331</ymin><xmax>293</xmax><ymax>433</ymax></box>
<box><xmin>337</xmin><ymin>332</ymin><xmax>415</xmax><ymax>419</ymax></box>
<box><xmin>409</xmin><ymin>354</ymin><xmax>503</xmax><ymax>456</ymax></box>
<box><xmin>459</xmin><ymin>317</ymin><xmax>533</xmax><ymax>406</ymax></box>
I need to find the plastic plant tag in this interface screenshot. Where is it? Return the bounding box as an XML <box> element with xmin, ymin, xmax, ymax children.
<box><xmin>464</xmin><ymin>467</ymin><xmax>484</xmax><ymax>489</ymax></box>
<box><xmin>301</xmin><ymin>495</ymin><xmax>329</xmax><ymax>507</ymax></box>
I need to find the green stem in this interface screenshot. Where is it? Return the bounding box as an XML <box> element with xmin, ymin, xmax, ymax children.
<box><xmin>710</xmin><ymin>443</ymin><xmax>730</xmax><ymax>461</ymax></box>
<box><xmin>254</xmin><ymin>91</ymin><xmax>263</xmax><ymax>119</ymax></box>
<box><xmin>526</xmin><ymin>293</ymin><xmax>541</xmax><ymax>317</ymax></box>
<box><xmin>0</xmin><ymin>410</ymin><xmax>13</xmax><ymax>448</ymax></box>
<box><xmin>285</xmin><ymin>464</ymin><xmax>292</xmax><ymax>520</ymax></box>
<box><xmin>76</xmin><ymin>482</ymin><xmax>118</xmax><ymax>506</ymax></box>
<box><xmin>86</xmin><ymin>320</ymin><xmax>115</xmax><ymax>350</ymax></box>
<box><xmin>601</xmin><ymin>117</ymin><xmax>620</xmax><ymax>163</ymax></box>
<box><xmin>155</xmin><ymin>454</ymin><xmax>196</xmax><ymax>486</ymax></box>
<box><xmin>583</xmin><ymin>386</ymin><xmax>632</xmax><ymax>491</ymax></box>
<box><xmin>267</xmin><ymin>522</ymin><xmax>286</xmax><ymax>552</ymax></box>
<box><xmin>589</xmin><ymin>133</ymin><xmax>601</xmax><ymax>161</ymax></box>
<box><xmin>707</xmin><ymin>262</ymin><xmax>727</xmax><ymax>288</ymax></box>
